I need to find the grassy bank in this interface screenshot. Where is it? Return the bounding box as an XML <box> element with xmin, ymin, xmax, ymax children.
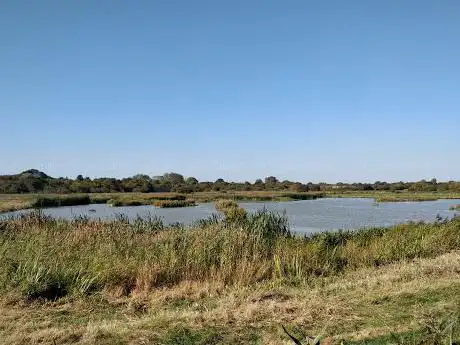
<box><xmin>325</xmin><ymin>190</ymin><xmax>460</xmax><ymax>202</ymax></box>
<box><xmin>0</xmin><ymin>210</ymin><xmax>460</xmax><ymax>344</ymax></box>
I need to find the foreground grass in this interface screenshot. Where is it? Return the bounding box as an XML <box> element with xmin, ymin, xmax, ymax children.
<box><xmin>1</xmin><ymin>251</ymin><xmax>460</xmax><ymax>344</ymax></box>
<box><xmin>0</xmin><ymin>211</ymin><xmax>460</xmax><ymax>344</ymax></box>
<box><xmin>2</xmin><ymin>212</ymin><xmax>460</xmax><ymax>293</ymax></box>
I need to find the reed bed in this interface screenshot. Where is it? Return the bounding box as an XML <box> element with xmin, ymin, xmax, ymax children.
<box><xmin>31</xmin><ymin>195</ymin><xmax>92</xmax><ymax>208</ymax></box>
<box><xmin>153</xmin><ymin>199</ymin><xmax>196</xmax><ymax>208</ymax></box>
<box><xmin>0</xmin><ymin>210</ymin><xmax>459</xmax><ymax>302</ymax></box>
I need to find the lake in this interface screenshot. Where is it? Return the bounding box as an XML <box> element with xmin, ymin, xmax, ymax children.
<box><xmin>2</xmin><ymin>198</ymin><xmax>459</xmax><ymax>233</ymax></box>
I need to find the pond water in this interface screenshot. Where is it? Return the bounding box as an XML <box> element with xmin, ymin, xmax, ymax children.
<box><xmin>2</xmin><ymin>198</ymin><xmax>459</xmax><ymax>234</ymax></box>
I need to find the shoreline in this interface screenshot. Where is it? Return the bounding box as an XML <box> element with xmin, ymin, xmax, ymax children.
<box><xmin>1</xmin><ymin>190</ymin><xmax>460</xmax><ymax>213</ymax></box>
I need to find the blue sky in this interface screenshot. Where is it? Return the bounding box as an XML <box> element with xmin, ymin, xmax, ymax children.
<box><xmin>1</xmin><ymin>1</ymin><xmax>459</xmax><ymax>182</ymax></box>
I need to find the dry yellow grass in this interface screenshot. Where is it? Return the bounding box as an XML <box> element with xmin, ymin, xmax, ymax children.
<box><xmin>0</xmin><ymin>194</ymin><xmax>35</xmax><ymax>212</ymax></box>
<box><xmin>2</xmin><ymin>251</ymin><xmax>460</xmax><ymax>344</ymax></box>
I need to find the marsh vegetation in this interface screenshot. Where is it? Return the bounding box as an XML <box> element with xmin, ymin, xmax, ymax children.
<box><xmin>0</xmin><ymin>191</ymin><xmax>328</xmax><ymax>213</ymax></box>
<box><xmin>0</xmin><ymin>209</ymin><xmax>460</xmax><ymax>344</ymax></box>
<box><xmin>153</xmin><ymin>199</ymin><xmax>197</xmax><ymax>208</ymax></box>
<box><xmin>1</xmin><ymin>170</ymin><xmax>460</xmax><ymax>344</ymax></box>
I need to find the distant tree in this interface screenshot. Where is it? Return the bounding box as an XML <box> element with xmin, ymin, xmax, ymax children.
<box><xmin>243</xmin><ymin>181</ymin><xmax>251</xmax><ymax>191</ymax></box>
<box><xmin>70</xmin><ymin>180</ymin><xmax>91</xmax><ymax>193</ymax></box>
<box><xmin>363</xmin><ymin>184</ymin><xmax>374</xmax><ymax>191</ymax></box>
<box><xmin>18</xmin><ymin>176</ymin><xmax>46</xmax><ymax>193</ymax></box>
<box><xmin>264</xmin><ymin>176</ymin><xmax>278</xmax><ymax>184</ymax></box>
<box><xmin>290</xmin><ymin>183</ymin><xmax>308</xmax><ymax>192</ymax></box>
<box><xmin>409</xmin><ymin>181</ymin><xmax>436</xmax><ymax>192</ymax></box>
<box><xmin>133</xmin><ymin>174</ymin><xmax>151</xmax><ymax>180</ymax></box>
<box><xmin>162</xmin><ymin>173</ymin><xmax>185</xmax><ymax>185</ymax></box>
<box><xmin>174</xmin><ymin>184</ymin><xmax>195</xmax><ymax>193</ymax></box>
<box><xmin>2</xmin><ymin>168</ymin><xmax>458</xmax><ymax>195</ymax></box>
<box><xmin>309</xmin><ymin>184</ymin><xmax>321</xmax><ymax>192</ymax></box>
<box><xmin>186</xmin><ymin>177</ymin><xmax>199</xmax><ymax>185</ymax></box>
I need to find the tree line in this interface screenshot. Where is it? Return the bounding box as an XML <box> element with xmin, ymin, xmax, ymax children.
<box><xmin>0</xmin><ymin>169</ymin><xmax>459</xmax><ymax>194</ymax></box>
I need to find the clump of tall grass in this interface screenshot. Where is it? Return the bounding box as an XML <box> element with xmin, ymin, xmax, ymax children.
<box><xmin>1</xmin><ymin>212</ymin><xmax>459</xmax><ymax>301</ymax></box>
<box><xmin>192</xmin><ymin>214</ymin><xmax>220</xmax><ymax>228</ymax></box>
<box><xmin>153</xmin><ymin>200</ymin><xmax>196</xmax><ymax>208</ymax></box>
<box><xmin>131</xmin><ymin>214</ymin><xmax>165</xmax><ymax>232</ymax></box>
<box><xmin>214</xmin><ymin>199</ymin><xmax>247</xmax><ymax>223</ymax></box>
<box><xmin>215</xmin><ymin>199</ymin><xmax>239</xmax><ymax>212</ymax></box>
<box><xmin>246</xmin><ymin>208</ymin><xmax>290</xmax><ymax>239</ymax></box>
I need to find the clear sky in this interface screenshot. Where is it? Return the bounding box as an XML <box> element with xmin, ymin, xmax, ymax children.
<box><xmin>1</xmin><ymin>1</ymin><xmax>459</xmax><ymax>182</ymax></box>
